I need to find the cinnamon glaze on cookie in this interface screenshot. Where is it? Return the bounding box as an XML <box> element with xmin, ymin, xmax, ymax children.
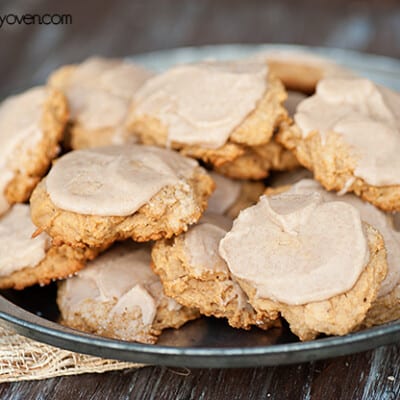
<box><xmin>132</xmin><ymin>61</ymin><xmax>268</xmax><ymax>148</ymax></box>
<box><xmin>284</xmin><ymin>179</ymin><xmax>400</xmax><ymax>298</ymax></box>
<box><xmin>0</xmin><ymin>204</ymin><xmax>49</xmax><ymax>276</ymax></box>
<box><xmin>61</xmin><ymin>244</ymin><xmax>176</xmax><ymax>326</ymax></box>
<box><xmin>207</xmin><ymin>172</ymin><xmax>242</xmax><ymax>215</ymax></box>
<box><xmin>46</xmin><ymin>145</ymin><xmax>198</xmax><ymax>216</ymax></box>
<box><xmin>219</xmin><ymin>193</ymin><xmax>370</xmax><ymax>305</ymax></box>
<box><xmin>295</xmin><ymin>79</ymin><xmax>400</xmax><ymax>187</ymax></box>
<box><xmin>0</xmin><ymin>88</ymin><xmax>47</xmax><ymax>214</ymax></box>
<box><xmin>58</xmin><ymin>243</ymin><xmax>197</xmax><ymax>343</ymax></box>
<box><xmin>183</xmin><ymin>214</ymin><xmax>233</xmax><ymax>277</ymax></box>
<box><xmin>49</xmin><ymin>57</ymin><xmax>153</xmax><ymax>144</ymax></box>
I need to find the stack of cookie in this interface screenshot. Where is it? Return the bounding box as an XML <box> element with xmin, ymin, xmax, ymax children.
<box><xmin>0</xmin><ymin>52</ymin><xmax>399</xmax><ymax>343</ymax></box>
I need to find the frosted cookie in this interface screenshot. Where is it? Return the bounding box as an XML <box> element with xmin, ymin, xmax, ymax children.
<box><xmin>127</xmin><ymin>60</ymin><xmax>289</xmax><ymax>174</ymax></box>
<box><xmin>30</xmin><ymin>145</ymin><xmax>214</xmax><ymax>248</ymax></box>
<box><xmin>49</xmin><ymin>57</ymin><xmax>153</xmax><ymax>149</ymax></box>
<box><xmin>58</xmin><ymin>243</ymin><xmax>199</xmax><ymax>343</ymax></box>
<box><xmin>207</xmin><ymin>172</ymin><xmax>264</xmax><ymax>218</ymax></box>
<box><xmin>273</xmin><ymin>179</ymin><xmax>400</xmax><ymax>328</ymax></box>
<box><xmin>277</xmin><ymin>78</ymin><xmax>400</xmax><ymax>211</ymax></box>
<box><xmin>219</xmin><ymin>193</ymin><xmax>387</xmax><ymax>341</ymax></box>
<box><xmin>0</xmin><ymin>204</ymin><xmax>99</xmax><ymax>290</ymax></box>
<box><xmin>219</xmin><ymin>91</ymin><xmax>307</xmax><ymax>180</ymax></box>
<box><xmin>363</xmin><ymin>213</ymin><xmax>400</xmax><ymax>327</ymax></box>
<box><xmin>260</xmin><ymin>50</ymin><xmax>354</xmax><ymax>93</ymax></box>
<box><xmin>361</xmin><ymin>285</ymin><xmax>400</xmax><ymax>328</ymax></box>
<box><xmin>0</xmin><ymin>86</ymin><xmax>68</xmax><ymax>216</ymax></box>
<box><xmin>151</xmin><ymin>213</ymin><xmax>276</xmax><ymax>330</ymax></box>
<box><xmin>211</xmin><ymin>90</ymin><xmax>304</xmax><ymax>180</ymax></box>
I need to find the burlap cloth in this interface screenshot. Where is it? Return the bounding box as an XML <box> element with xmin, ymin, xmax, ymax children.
<box><xmin>0</xmin><ymin>325</ymin><xmax>142</xmax><ymax>383</ymax></box>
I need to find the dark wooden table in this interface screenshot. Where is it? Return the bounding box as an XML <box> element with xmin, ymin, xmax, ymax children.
<box><xmin>1</xmin><ymin>0</ymin><xmax>400</xmax><ymax>398</ymax></box>
<box><xmin>0</xmin><ymin>345</ymin><xmax>399</xmax><ymax>399</ymax></box>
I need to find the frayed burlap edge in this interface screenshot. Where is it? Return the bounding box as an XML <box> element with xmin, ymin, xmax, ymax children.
<box><xmin>0</xmin><ymin>325</ymin><xmax>143</xmax><ymax>383</ymax></box>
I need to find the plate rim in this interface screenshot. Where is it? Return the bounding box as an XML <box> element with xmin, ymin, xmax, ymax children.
<box><xmin>130</xmin><ymin>43</ymin><xmax>400</xmax><ymax>81</ymax></box>
<box><xmin>1</xmin><ymin>293</ymin><xmax>400</xmax><ymax>367</ymax></box>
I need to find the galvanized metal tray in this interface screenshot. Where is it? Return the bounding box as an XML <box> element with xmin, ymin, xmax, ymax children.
<box><xmin>1</xmin><ymin>44</ymin><xmax>399</xmax><ymax>368</ymax></box>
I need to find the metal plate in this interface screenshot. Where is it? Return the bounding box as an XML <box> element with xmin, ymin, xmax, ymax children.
<box><xmin>1</xmin><ymin>44</ymin><xmax>400</xmax><ymax>368</ymax></box>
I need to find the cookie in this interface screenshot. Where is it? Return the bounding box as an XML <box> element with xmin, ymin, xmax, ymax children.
<box><xmin>0</xmin><ymin>86</ymin><xmax>68</xmax><ymax>216</ymax></box>
<box><xmin>58</xmin><ymin>242</ymin><xmax>199</xmax><ymax>343</ymax></box>
<box><xmin>48</xmin><ymin>57</ymin><xmax>153</xmax><ymax>149</ymax></box>
<box><xmin>260</xmin><ymin>50</ymin><xmax>354</xmax><ymax>93</ymax></box>
<box><xmin>219</xmin><ymin>193</ymin><xmax>387</xmax><ymax>341</ymax></box>
<box><xmin>207</xmin><ymin>172</ymin><xmax>264</xmax><ymax>218</ymax></box>
<box><xmin>360</xmin><ymin>285</ymin><xmax>400</xmax><ymax>329</ymax></box>
<box><xmin>277</xmin><ymin>78</ymin><xmax>400</xmax><ymax>212</ymax></box>
<box><xmin>151</xmin><ymin>213</ymin><xmax>277</xmax><ymax>330</ymax></box>
<box><xmin>272</xmin><ymin>179</ymin><xmax>400</xmax><ymax>328</ymax></box>
<box><xmin>213</xmin><ymin>140</ymin><xmax>300</xmax><ymax>180</ymax></box>
<box><xmin>30</xmin><ymin>145</ymin><xmax>214</xmax><ymax>248</ymax></box>
<box><xmin>127</xmin><ymin>60</ymin><xmax>290</xmax><ymax>176</ymax></box>
<box><xmin>0</xmin><ymin>204</ymin><xmax>99</xmax><ymax>290</ymax></box>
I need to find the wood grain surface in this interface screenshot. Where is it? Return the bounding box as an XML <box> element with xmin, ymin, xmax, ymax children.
<box><xmin>0</xmin><ymin>344</ymin><xmax>399</xmax><ymax>399</ymax></box>
<box><xmin>0</xmin><ymin>0</ymin><xmax>400</xmax><ymax>398</ymax></box>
